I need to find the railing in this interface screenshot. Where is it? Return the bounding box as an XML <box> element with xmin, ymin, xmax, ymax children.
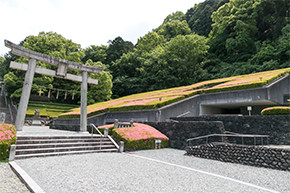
<box><xmin>90</xmin><ymin>123</ymin><xmax>104</xmax><ymax>150</ymax></box>
<box><xmin>186</xmin><ymin>132</ymin><xmax>269</xmax><ymax>146</ymax></box>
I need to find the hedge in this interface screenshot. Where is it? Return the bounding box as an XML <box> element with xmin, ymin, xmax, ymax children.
<box><xmin>0</xmin><ymin>124</ymin><xmax>17</xmax><ymax>160</ymax></box>
<box><xmin>261</xmin><ymin>106</ymin><xmax>290</xmax><ymax>115</ymax></box>
<box><xmin>100</xmin><ymin>123</ymin><xmax>170</xmax><ymax>150</ymax></box>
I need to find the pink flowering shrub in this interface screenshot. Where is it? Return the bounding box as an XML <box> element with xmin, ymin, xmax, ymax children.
<box><xmin>59</xmin><ymin>67</ymin><xmax>290</xmax><ymax>118</ymax></box>
<box><xmin>112</xmin><ymin>123</ymin><xmax>169</xmax><ymax>150</ymax></box>
<box><xmin>0</xmin><ymin>124</ymin><xmax>17</xmax><ymax>160</ymax></box>
<box><xmin>261</xmin><ymin>106</ymin><xmax>290</xmax><ymax>115</ymax></box>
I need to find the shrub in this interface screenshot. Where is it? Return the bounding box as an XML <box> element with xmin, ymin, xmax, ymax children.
<box><xmin>0</xmin><ymin>124</ymin><xmax>17</xmax><ymax>160</ymax></box>
<box><xmin>112</xmin><ymin>123</ymin><xmax>169</xmax><ymax>150</ymax></box>
<box><xmin>261</xmin><ymin>106</ymin><xmax>290</xmax><ymax>115</ymax></box>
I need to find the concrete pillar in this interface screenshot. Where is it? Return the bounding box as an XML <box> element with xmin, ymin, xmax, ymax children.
<box><xmin>119</xmin><ymin>141</ymin><xmax>124</xmax><ymax>153</ymax></box>
<box><xmin>80</xmin><ymin>71</ymin><xmax>88</xmax><ymax>132</ymax></box>
<box><xmin>9</xmin><ymin>145</ymin><xmax>16</xmax><ymax>161</ymax></box>
<box><xmin>15</xmin><ymin>58</ymin><xmax>36</xmax><ymax>131</ymax></box>
<box><xmin>104</xmin><ymin>128</ymin><xmax>108</xmax><ymax>137</ymax></box>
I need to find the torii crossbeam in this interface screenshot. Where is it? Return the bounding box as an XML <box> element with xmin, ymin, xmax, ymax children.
<box><xmin>4</xmin><ymin>40</ymin><xmax>104</xmax><ymax>132</ymax></box>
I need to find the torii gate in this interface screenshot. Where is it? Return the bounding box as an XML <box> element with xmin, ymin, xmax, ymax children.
<box><xmin>4</xmin><ymin>40</ymin><xmax>104</xmax><ymax>132</ymax></box>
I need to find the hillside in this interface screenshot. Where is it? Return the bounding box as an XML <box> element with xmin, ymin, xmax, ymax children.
<box><xmin>59</xmin><ymin>67</ymin><xmax>290</xmax><ymax>118</ymax></box>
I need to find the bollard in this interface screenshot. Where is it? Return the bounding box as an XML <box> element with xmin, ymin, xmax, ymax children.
<box><xmin>104</xmin><ymin>128</ymin><xmax>108</xmax><ymax>137</ymax></box>
<box><xmin>9</xmin><ymin>145</ymin><xmax>16</xmax><ymax>161</ymax></box>
<box><xmin>130</xmin><ymin>120</ymin><xmax>134</xmax><ymax>127</ymax></box>
<box><xmin>119</xmin><ymin>141</ymin><xmax>124</xmax><ymax>153</ymax></box>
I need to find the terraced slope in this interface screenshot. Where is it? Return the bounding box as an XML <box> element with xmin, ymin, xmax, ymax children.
<box><xmin>27</xmin><ymin>101</ymin><xmax>78</xmax><ymax>118</ymax></box>
<box><xmin>59</xmin><ymin>68</ymin><xmax>290</xmax><ymax>118</ymax></box>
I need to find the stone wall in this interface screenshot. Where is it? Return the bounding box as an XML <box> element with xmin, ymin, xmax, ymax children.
<box><xmin>172</xmin><ymin>115</ymin><xmax>290</xmax><ymax>145</ymax></box>
<box><xmin>145</xmin><ymin>121</ymin><xmax>225</xmax><ymax>149</ymax></box>
<box><xmin>186</xmin><ymin>143</ymin><xmax>290</xmax><ymax>171</ymax></box>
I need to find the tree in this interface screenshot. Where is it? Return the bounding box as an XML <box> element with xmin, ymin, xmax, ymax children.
<box><xmin>82</xmin><ymin>45</ymin><xmax>107</xmax><ymax>64</ymax></box>
<box><xmin>0</xmin><ymin>57</ymin><xmax>6</xmax><ymax>78</ymax></box>
<box><xmin>141</xmin><ymin>34</ymin><xmax>209</xmax><ymax>91</ymax></box>
<box><xmin>185</xmin><ymin>0</ymin><xmax>229</xmax><ymax>36</ymax></box>
<box><xmin>106</xmin><ymin>36</ymin><xmax>134</xmax><ymax>65</ymax></box>
<box><xmin>85</xmin><ymin>60</ymin><xmax>112</xmax><ymax>104</ymax></box>
<box><xmin>156</xmin><ymin>20</ymin><xmax>191</xmax><ymax>40</ymax></box>
<box><xmin>209</xmin><ymin>0</ymin><xmax>260</xmax><ymax>62</ymax></box>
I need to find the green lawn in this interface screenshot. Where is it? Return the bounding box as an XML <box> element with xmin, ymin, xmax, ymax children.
<box><xmin>26</xmin><ymin>101</ymin><xmax>78</xmax><ymax>118</ymax></box>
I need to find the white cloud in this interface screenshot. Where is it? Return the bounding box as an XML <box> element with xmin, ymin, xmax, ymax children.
<box><xmin>0</xmin><ymin>0</ymin><xmax>204</xmax><ymax>56</ymax></box>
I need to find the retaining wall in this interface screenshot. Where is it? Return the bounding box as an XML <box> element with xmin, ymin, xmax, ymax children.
<box><xmin>186</xmin><ymin>143</ymin><xmax>290</xmax><ymax>171</ymax></box>
<box><xmin>145</xmin><ymin>121</ymin><xmax>225</xmax><ymax>149</ymax></box>
<box><xmin>172</xmin><ymin>115</ymin><xmax>290</xmax><ymax>145</ymax></box>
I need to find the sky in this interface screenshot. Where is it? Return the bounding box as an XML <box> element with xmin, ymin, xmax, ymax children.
<box><xmin>0</xmin><ymin>0</ymin><xmax>205</xmax><ymax>57</ymax></box>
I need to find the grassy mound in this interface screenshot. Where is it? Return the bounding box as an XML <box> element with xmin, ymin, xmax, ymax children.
<box><xmin>0</xmin><ymin>124</ymin><xmax>16</xmax><ymax>160</ymax></box>
<box><xmin>59</xmin><ymin>67</ymin><xmax>290</xmax><ymax>118</ymax></box>
<box><xmin>26</xmin><ymin>101</ymin><xmax>78</xmax><ymax>118</ymax></box>
<box><xmin>98</xmin><ymin>123</ymin><xmax>169</xmax><ymax>150</ymax></box>
<box><xmin>261</xmin><ymin>106</ymin><xmax>290</xmax><ymax>115</ymax></box>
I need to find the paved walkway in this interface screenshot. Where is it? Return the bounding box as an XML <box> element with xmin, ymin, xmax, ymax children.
<box><xmin>13</xmin><ymin>149</ymin><xmax>290</xmax><ymax>193</ymax></box>
<box><xmin>17</xmin><ymin>126</ymin><xmax>92</xmax><ymax>136</ymax></box>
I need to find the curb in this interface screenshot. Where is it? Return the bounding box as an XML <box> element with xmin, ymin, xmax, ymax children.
<box><xmin>9</xmin><ymin>161</ymin><xmax>45</xmax><ymax>193</ymax></box>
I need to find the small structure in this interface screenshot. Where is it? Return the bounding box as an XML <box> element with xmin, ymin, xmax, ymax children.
<box><xmin>0</xmin><ymin>112</ymin><xmax>6</xmax><ymax>123</ymax></box>
<box><xmin>31</xmin><ymin>109</ymin><xmax>41</xmax><ymax>126</ymax></box>
<box><xmin>114</xmin><ymin>119</ymin><xmax>134</xmax><ymax>129</ymax></box>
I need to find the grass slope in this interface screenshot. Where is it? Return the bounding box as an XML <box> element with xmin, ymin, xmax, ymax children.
<box><xmin>59</xmin><ymin>68</ymin><xmax>290</xmax><ymax>118</ymax></box>
<box><xmin>26</xmin><ymin>101</ymin><xmax>78</xmax><ymax>118</ymax></box>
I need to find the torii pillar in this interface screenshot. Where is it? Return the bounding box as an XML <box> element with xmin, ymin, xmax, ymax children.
<box><xmin>5</xmin><ymin>40</ymin><xmax>103</xmax><ymax>132</ymax></box>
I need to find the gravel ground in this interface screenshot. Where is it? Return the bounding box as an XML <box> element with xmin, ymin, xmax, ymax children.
<box><xmin>14</xmin><ymin>148</ymin><xmax>290</xmax><ymax>193</ymax></box>
<box><xmin>0</xmin><ymin>162</ymin><xmax>30</xmax><ymax>193</ymax></box>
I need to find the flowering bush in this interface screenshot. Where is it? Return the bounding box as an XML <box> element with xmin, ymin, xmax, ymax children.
<box><xmin>261</xmin><ymin>106</ymin><xmax>290</xmax><ymax>115</ymax></box>
<box><xmin>59</xmin><ymin>67</ymin><xmax>290</xmax><ymax>118</ymax></box>
<box><xmin>111</xmin><ymin>123</ymin><xmax>169</xmax><ymax>150</ymax></box>
<box><xmin>0</xmin><ymin>124</ymin><xmax>17</xmax><ymax>160</ymax></box>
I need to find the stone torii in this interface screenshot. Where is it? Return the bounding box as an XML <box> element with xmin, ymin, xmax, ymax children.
<box><xmin>4</xmin><ymin>40</ymin><xmax>104</xmax><ymax>132</ymax></box>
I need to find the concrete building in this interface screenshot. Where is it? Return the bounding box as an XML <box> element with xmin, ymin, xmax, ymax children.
<box><xmin>51</xmin><ymin>74</ymin><xmax>290</xmax><ymax>130</ymax></box>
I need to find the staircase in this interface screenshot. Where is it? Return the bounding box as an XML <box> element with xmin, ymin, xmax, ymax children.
<box><xmin>14</xmin><ymin>135</ymin><xmax>119</xmax><ymax>159</ymax></box>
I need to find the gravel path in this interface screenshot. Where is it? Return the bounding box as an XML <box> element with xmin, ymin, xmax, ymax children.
<box><xmin>14</xmin><ymin>148</ymin><xmax>290</xmax><ymax>193</ymax></box>
<box><xmin>0</xmin><ymin>162</ymin><xmax>30</xmax><ymax>193</ymax></box>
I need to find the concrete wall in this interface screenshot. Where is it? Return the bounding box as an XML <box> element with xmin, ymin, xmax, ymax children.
<box><xmin>186</xmin><ymin>143</ymin><xmax>290</xmax><ymax>171</ymax></box>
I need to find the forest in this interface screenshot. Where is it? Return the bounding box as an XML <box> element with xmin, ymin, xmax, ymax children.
<box><xmin>0</xmin><ymin>0</ymin><xmax>289</xmax><ymax>104</ymax></box>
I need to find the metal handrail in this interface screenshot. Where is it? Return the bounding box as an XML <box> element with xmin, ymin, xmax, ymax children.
<box><xmin>90</xmin><ymin>123</ymin><xmax>104</xmax><ymax>150</ymax></box>
<box><xmin>187</xmin><ymin>133</ymin><xmax>269</xmax><ymax>146</ymax></box>
<box><xmin>90</xmin><ymin>123</ymin><xmax>104</xmax><ymax>137</ymax></box>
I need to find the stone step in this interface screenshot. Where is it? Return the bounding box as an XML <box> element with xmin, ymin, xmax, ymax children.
<box><xmin>16</xmin><ymin>141</ymin><xmax>113</xmax><ymax>149</ymax></box>
<box><xmin>16</xmin><ymin>144</ymin><xmax>117</xmax><ymax>155</ymax></box>
<box><xmin>17</xmin><ymin>136</ymin><xmax>103</xmax><ymax>140</ymax></box>
<box><xmin>15</xmin><ymin>148</ymin><xmax>119</xmax><ymax>160</ymax></box>
<box><xmin>16</xmin><ymin>138</ymin><xmax>111</xmax><ymax>145</ymax></box>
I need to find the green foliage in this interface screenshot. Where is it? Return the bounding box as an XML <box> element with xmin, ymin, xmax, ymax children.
<box><xmin>106</xmin><ymin>36</ymin><xmax>134</xmax><ymax>65</ymax></box>
<box><xmin>85</xmin><ymin>60</ymin><xmax>113</xmax><ymax>104</ymax></box>
<box><xmin>185</xmin><ymin>0</ymin><xmax>229</xmax><ymax>36</ymax></box>
<box><xmin>156</xmin><ymin>20</ymin><xmax>191</xmax><ymax>40</ymax></box>
<box><xmin>261</xmin><ymin>106</ymin><xmax>290</xmax><ymax>115</ymax></box>
<box><xmin>82</xmin><ymin>45</ymin><xmax>107</xmax><ymax>64</ymax></box>
<box><xmin>0</xmin><ymin>124</ymin><xmax>16</xmax><ymax>160</ymax></box>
